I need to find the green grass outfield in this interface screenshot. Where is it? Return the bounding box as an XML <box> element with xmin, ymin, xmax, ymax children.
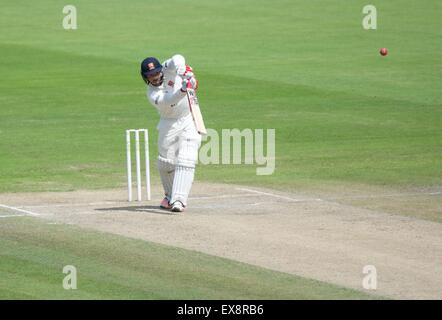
<box><xmin>0</xmin><ymin>217</ymin><xmax>378</xmax><ymax>299</ymax></box>
<box><xmin>0</xmin><ymin>0</ymin><xmax>439</xmax><ymax>300</ymax></box>
<box><xmin>0</xmin><ymin>0</ymin><xmax>441</xmax><ymax>193</ymax></box>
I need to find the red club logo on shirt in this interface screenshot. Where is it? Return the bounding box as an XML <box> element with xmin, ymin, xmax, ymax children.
<box><xmin>168</xmin><ymin>80</ymin><xmax>174</xmax><ymax>87</ymax></box>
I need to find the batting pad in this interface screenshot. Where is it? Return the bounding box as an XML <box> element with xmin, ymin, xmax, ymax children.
<box><xmin>170</xmin><ymin>165</ymin><xmax>195</xmax><ymax>206</ymax></box>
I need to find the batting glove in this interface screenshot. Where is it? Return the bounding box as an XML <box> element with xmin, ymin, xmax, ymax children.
<box><xmin>180</xmin><ymin>76</ymin><xmax>198</xmax><ymax>92</ymax></box>
<box><xmin>178</xmin><ymin>65</ymin><xmax>194</xmax><ymax>78</ymax></box>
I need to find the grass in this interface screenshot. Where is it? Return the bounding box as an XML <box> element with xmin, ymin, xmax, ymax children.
<box><xmin>0</xmin><ymin>217</ymin><xmax>379</xmax><ymax>299</ymax></box>
<box><xmin>0</xmin><ymin>0</ymin><xmax>440</xmax><ymax>193</ymax></box>
<box><xmin>0</xmin><ymin>0</ymin><xmax>439</xmax><ymax>300</ymax></box>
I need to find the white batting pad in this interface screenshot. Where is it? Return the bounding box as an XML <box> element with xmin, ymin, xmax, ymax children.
<box><xmin>170</xmin><ymin>165</ymin><xmax>195</xmax><ymax>206</ymax></box>
<box><xmin>158</xmin><ymin>156</ymin><xmax>175</xmax><ymax>199</ymax></box>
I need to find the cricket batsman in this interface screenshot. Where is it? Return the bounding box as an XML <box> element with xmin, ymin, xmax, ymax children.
<box><xmin>140</xmin><ymin>54</ymin><xmax>201</xmax><ymax>212</ymax></box>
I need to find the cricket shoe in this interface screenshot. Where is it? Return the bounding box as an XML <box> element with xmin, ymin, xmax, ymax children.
<box><xmin>160</xmin><ymin>197</ymin><xmax>172</xmax><ymax>210</ymax></box>
<box><xmin>171</xmin><ymin>201</ymin><xmax>185</xmax><ymax>213</ymax></box>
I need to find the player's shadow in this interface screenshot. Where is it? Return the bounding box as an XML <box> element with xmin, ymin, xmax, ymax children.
<box><xmin>95</xmin><ymin>205</ymin><xmax>172</xmax><ymax>215</ymax></box>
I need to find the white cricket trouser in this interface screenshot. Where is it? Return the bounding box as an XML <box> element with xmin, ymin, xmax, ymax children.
<box><xmin>157</xmin><ymin>113</ymin><xmax>201</xmax><ymax>206</ymax></box>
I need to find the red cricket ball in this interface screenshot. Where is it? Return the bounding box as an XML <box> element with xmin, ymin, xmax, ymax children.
<box><xmin>380</xmin><ymin>48</ymin><xmax>388</xmax><ymax>56</ymax></box>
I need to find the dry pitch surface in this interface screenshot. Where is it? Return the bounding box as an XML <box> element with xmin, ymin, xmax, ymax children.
<box><xmin>1</xmin><ymin>183</ymin><xmax>441</xmax><ymax>300</ymax></box>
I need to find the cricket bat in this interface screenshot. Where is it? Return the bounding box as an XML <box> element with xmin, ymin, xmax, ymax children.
<box><xmin>186</xmin><ymin>88</ymin><xmax>207</xmax><ymax>135</ymax></box>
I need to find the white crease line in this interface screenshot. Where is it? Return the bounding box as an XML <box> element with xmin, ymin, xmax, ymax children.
<box><xmin>0</xmin><ymin>214</ymin><xmax>28</xmax><ymax>218</ymax></box>
<box><xmin>249</xmin><ymin>202</ymin><xmax>269</xmax><ymax>206</ymax></box>
<box><xmin>323</xmin><ymin>191</ymin><xmax>442</xmax><ymax>201</ymax></box>
<box><xmin>236</xmin><ymin>188</ymin><xmax>323</xmax><ymax>202</ymax></box>
<box><xmin>21</xmin><ymin>201</ymin><xmax>126</xmax><ymax>209</ymax></box>
<box><xmin>191</xmin><ymin>193</ymin><xmax>261</xmax><ymax>200</ymax></box>
<box><xmin>236</xmin><ymin>188</ymin><xmax>442</xmax><ymax>203</ymax></box>
<box><xmin>0</xmin><ymin>204</ymin><xmax>41</xmax><ymax>216</ymax></box>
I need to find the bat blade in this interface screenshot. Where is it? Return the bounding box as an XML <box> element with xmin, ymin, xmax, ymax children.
<box><xmin>186</xmin><ymin>88</ymin><xmax>207</xmax><ymax>135</ymax></box>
